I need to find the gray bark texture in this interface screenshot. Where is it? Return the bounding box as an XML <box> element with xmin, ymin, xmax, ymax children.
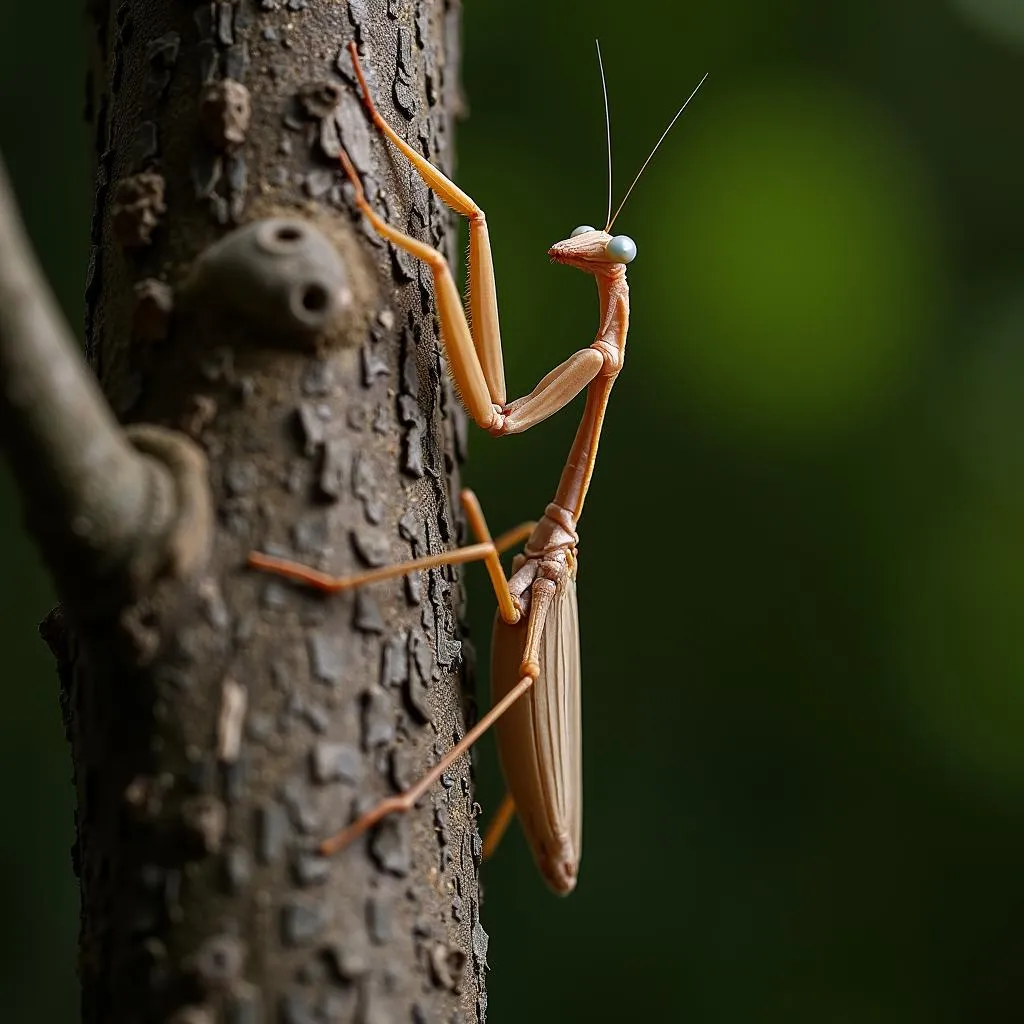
<box><xmin>31</xmin><ymin>0</ymin><xmax>486</xmax><ymax>1021</ymax></box>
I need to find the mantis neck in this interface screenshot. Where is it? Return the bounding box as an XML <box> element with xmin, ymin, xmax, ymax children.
<box><xmin>526</xmin><ymin>267</ymin><xmax>630</xmax><ymax>562</ymax></box>
<box><xmin>554</xmin><ymin>267</ymin><xmax>629</xmax><ymax>522</ymax></box>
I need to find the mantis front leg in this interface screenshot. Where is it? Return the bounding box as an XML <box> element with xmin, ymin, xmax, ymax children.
<box><xmin>343</xmin><ymin>42</ymin><xmax>607</xmax><ymax>437</ymax></box>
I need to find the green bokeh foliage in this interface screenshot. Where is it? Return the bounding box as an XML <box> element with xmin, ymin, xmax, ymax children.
<box><xmin>2</xmin><ymin>1</ymin><xmax>1023</xmax><ymax>1020</ymax></box>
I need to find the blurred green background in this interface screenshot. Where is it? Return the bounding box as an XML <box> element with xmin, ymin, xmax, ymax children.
<box><xmin>3</xmin><ymin>1</ymin><xmax>1024</xmax><ymax>1020</ymax></box>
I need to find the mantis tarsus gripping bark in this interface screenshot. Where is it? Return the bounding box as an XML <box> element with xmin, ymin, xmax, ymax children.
<box><xmin>249</xmin><ymin>41</ymin><xmax>707</xmax><ymax>894</ymax></box>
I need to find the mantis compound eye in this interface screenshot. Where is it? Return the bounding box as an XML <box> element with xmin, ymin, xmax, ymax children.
<box><xmin>605</xmin><ymin>235</ymin><xmax>637</xmax><ymax>263</ymax></box>
<box><xmin>570</xmin><ymin>225</ymin><xmax>596</xmax><ymax>237</ymax></box>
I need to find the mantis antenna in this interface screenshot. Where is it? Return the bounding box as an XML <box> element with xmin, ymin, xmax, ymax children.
<box><xmin>605</xmin><ymin>70</ymin><xmax>710</xmax><ymax>232</ymax></box>
<box><xmin>596</xmin><ymin>39</ymin><xmax>613</xmax><ymax>231</ymax></box>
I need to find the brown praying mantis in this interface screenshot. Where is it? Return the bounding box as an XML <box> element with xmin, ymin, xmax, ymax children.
<box><xmin>249</xmin><ymin>41</ymin><xmax>707</xmax><ymax>893</ymax></box>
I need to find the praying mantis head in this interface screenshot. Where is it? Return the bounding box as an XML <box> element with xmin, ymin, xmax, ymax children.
<box><xmin>549</xmin><ymin>42</ymin><xmax>706</xmax><ymax>277</ymax></box>
<box><xmin>548</xmin><ymin>227</ymin><xmax>637</xmax><ymax>272</ymax></box>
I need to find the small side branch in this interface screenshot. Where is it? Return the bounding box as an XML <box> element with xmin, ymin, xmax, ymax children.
<box><xmin>0</xmin><ymin>153</ymin><xmax>210</xmax><ymax>601</ymax></box>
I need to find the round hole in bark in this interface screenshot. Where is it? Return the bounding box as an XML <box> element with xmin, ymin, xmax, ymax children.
<box><xmin>301</xmin><ymin>283</ymin><xmax>329</xmax><ymax>313</ymax></box>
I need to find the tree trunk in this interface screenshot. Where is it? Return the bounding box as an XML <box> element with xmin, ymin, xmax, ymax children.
<box><xmin>42</xmin><ymin>1</ymin><xmax>484</xmax><ymax>1021</ymax></box>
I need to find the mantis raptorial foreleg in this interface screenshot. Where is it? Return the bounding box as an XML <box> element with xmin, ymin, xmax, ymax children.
<box><xmin>343</xmin><ymin>42</ymin><xmax>609</xmax><ymax>438</ymax></box>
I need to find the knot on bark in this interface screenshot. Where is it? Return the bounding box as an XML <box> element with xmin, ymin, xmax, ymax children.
<box><xmin>182</xmin><ymin>218</ymin><xmax>353</xmax><ymax>343</ymax></box>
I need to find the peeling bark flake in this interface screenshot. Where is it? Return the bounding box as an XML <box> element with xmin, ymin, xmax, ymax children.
<box><xmin>281</xmin><ymin>898</ymin><xmax>329</xmax><ymax>946</ymax></box>
<box><xmin>111</xmin><ymin>172</ymin><xmax>166</xmax><ymax>247</ymax></box>
<box><xmin>352</xmin><ymin>527</ymin><xmax>389</xmax><ymax>567</ymax></box>
<box><xmin>308</xmin><ymin>629</ymin><xmax>346</xmax><ymax>686</ymax></box>
<box><xmin>361</xmin><ymin>688</ymin><xmax>395</xmax><ymax>748</ymax></box>
<box><xmin>369</xmin><ymin>817</ymin><xmax>411</xmax><ymax>876</ymax></box>
<box><xmin>352</xmin><ymin>451</ymin><xmax>383</xmax><ymax>524</ymax></box>
<box><xmin>393</xmin><ymin>27</ymin><xmax>418</xmax><ymax>120</ymax></box>
<box><xmin>257</xmin><ymin>801</ymin><xmax>290</xmax><ymax>863</ymax></box>
<box><xmin>215</xmin><ymin>1</ymin><xmax>234</xmax><ymax>46</ymax></box>
<box><xmin>317</xmin><ymin>437</ymin><xmax>350</xmax><ymax>502</ymax></box>
<box><xmin>354</xmin><ymin>591</ymin><xmax>385</xmax><ymax>634</ymax></box>
<box><xmin>311</xmin><ymin>740</ymin><xmax>363</xmax><ymax>785</ymax></box>
<box><xmin>361</xmin><ymin>343</ymin><xmax>390</xmax><ymax>386</ymax></box>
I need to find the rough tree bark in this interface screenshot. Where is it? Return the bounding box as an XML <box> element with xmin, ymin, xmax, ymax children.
<box><xmin>1</xmin><ymin>0</ymin><xmax>487</xmax><ymax>1021</ymax></box>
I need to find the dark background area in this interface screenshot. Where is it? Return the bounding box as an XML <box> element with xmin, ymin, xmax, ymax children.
<box><xmin>3</xmin><ymin>1</ymin><xmax>1024</xmax><ymax>1020</ymax></box>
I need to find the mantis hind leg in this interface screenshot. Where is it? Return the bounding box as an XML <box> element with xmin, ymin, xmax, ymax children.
<box><xmin>317</xmin><ymin>576</ymin><xmax>556</xmax><ymax>858</ymax></box>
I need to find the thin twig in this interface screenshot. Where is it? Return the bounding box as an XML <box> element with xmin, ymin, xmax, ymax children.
<box><xmin>0</xmin><ymin>152</ymin><xmax>195</xmax><ymax>595</ymax></box>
